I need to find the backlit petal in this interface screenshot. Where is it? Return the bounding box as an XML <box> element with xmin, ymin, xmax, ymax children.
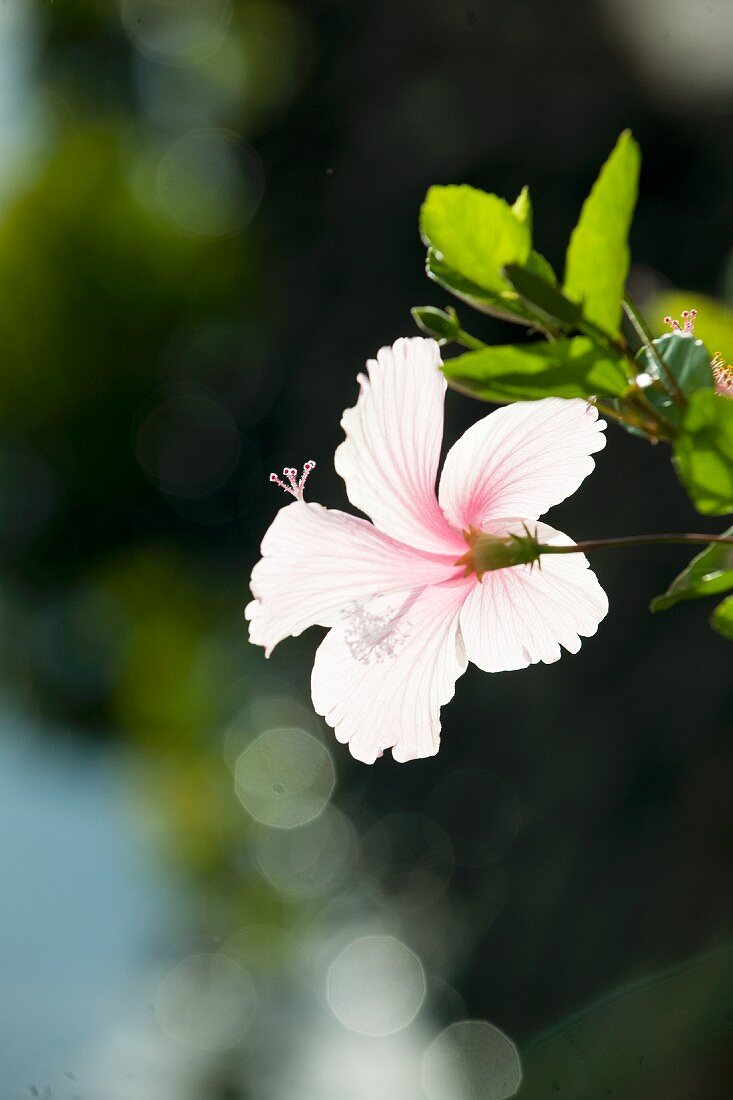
<box><xmin>459</xmin><ymin>524</ymin><xmax>608</xmax><ymax>672</ymax></box>
<box><xmin>246</xmin><ymin>501</ymin><xmax>461</xmax><ymax>657</ymax></box>
<box><xmin>438</xmin><ymin>397</ymin><xmax>606</xmax><ymax>531</ymax></box>
<box><xmin>311</xmin><ymin>579</ymin><xmax>471</xmax><ymax>763</ymax></box>
<box><xmin>335</xmin><ymin>337</ymin><xmax>464</xmax><ymax>554</ymax></box>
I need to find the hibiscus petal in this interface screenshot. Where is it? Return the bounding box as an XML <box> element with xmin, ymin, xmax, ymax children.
<box><xmin>335</xmin><ymin>337</ymin><xmax>464</xmax><ymax>554</ymax></box>
<box><xmin>459</xmin><ymin>524</ymin><xmax>608</xmax><ymax>672</ymax></box>
<box><xmin>311</xmin><ymin>579</ymin><xmax>471</xmax><ymax>763</ymax></box>
<box><xmin>246</xmin><ymin>501</ymin><xmax>461</xmax><ymax>657</ymax></box>
<box><xmin>438</xmin><ymin>397</ymin><xmax>606</xmax><ymax>531</ymax></box>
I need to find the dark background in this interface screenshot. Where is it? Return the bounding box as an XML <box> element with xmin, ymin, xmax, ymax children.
<box><xmin>0</xmin><ymin>1</ymin><xmax>731</xmax><ymax>1097</ymax></box>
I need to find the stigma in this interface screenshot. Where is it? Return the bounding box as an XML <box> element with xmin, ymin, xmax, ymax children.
<box><xmin>269</xmin><ymin>461</ymin><xmax>316</xmax><ymax>501</ymax></box>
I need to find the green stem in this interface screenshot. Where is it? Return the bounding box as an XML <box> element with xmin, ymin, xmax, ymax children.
<box><xmin>623</xmin><ymin>293</ymin><xmax>686</xmax><ymax>407</ymax></box>
<box><xmin>625</xmin><ymin>389</ymin><xmax>676</xmax><ymax>443</ymax></box>
<box><xmin>594</xmin><ymin>398</ymin><xmax>656</xmax><ymax>438</ymax></box>
<box><xmin>540</xmin><ymin>532</ymin><xmax>733</xmax><ymax>556</ymax></box>
<box><xmin>455</xmin><ymin>328</ymin><xmax>485</xmax><ymax>352</ymax></box>
<box><xmin>577</xmin><ymin>314</ymin><xmax>676</xmax><ymax>443</ymax></box>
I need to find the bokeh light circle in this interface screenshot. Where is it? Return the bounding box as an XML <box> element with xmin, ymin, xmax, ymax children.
<box><xmin>422</xmin><ymin>1020</ymin><xmax>522</xmax><ymax>1100</ymax></box>
<box><xmin>155</xmin><ymin>952</ymin><xmax>256</xmax><ymax>1050</ymax></box>
<box><xmin>234</xmin><ymin>727</ymin><xmax>335</xmax><ymax>828</ymax></box>
<box><xmin>254</xmin><ymin>805</ymin><xmax>355</xmax><ymax>898</ymax></box>
<box><xmin>120</xmin><ymin>0</ymin><xmax>233</xmax><ymax>66</ymax></box>
<box><xmin>156</xmin><ymin>129</ymin><xmax>263</xmax><ymax>238</ymax></box>
<box><xmin>326</xmin><ymin>935</ymin><xmax>426</xmax><ymax>1036</ymax></box>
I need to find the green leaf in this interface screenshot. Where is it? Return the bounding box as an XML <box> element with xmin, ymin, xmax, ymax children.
<box><xmin>639</xmin><ymin>332</ymin><xmax>714</xmax><ymax>394</ymax></box>
<box><xmin>647</xmin><ymin>290</ymin><xmax>733</xmax><ymax>363</ymax></box>
<box><xmin>410</xmin><ymin>305</ymin><xmax>461</xmax><ymax>344</ymax></box>
<box><xmin>426</xmin><ymin>249</ymin><xmax>535</xmax><ymax>325</ymax></box>
<box><xmin>511</xmin><ymin>184</ymin><xmax>532</xmax><ymax>231</ymax></box>
<box><xmin>710</xmin><ymin>594</ymin><xmax>733</xmax><ymax>639</ymax></box>
<box><xmin>525</xmin><ymin>249</ymin><xmax>558</xmax><ymax>286</ymax></box>
<box><xmin>503</xmin><ymin>263</ymin><xmax>583</xmax><ymax>327</ymax></box>
<box><xmin>563</xmin><ymin>130</ymin><xmax>641</xmax><ymax>336</ymax></box>
<box><xmin>651</xmin><ymin>525</ymin><xmax>733</xmax><ymax>611</ymax></box>
<box><xmin>519</xmin><ymin>946</ymin><xmax>733</xmax><ymax>1099</ymax></box>
<box><xmin>420</xmin><ymin>184</ymin><xmax>531</xmax><ymax>295</ymax></box>
<box><xmin>635</xmin><ymin>331</ymin><xmax>714</xmax><ymax>430</ymax></box>
<box><xmin>673</xmin><ymin>388</ymin><xmax>733</xmax><ymax>514</ymax></box>
<box><xmin>442</xmin><ymin>336</ymin><xmax>630</xmax><ymax>403</ymax></box>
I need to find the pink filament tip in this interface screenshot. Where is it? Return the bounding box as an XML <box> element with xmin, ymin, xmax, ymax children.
<box><xmin>269</xmin><ymin>460</ymin><xmax>316</xmax><ymax>501</ymax></box>
<box><xmin>664</xmin><ymin>308</ymin><xmax>697</xmax><ymax>336</ymax></box>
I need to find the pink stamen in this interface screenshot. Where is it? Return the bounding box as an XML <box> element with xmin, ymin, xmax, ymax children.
<box><xmin>269</xmin><ymin>460</ymin><xmax>317</xmax><ymax>501</ymax></box>
<box><xmin>664</xmin><ymin>308</ymin><xmax>697</xmax><ymax>336</ymax></box>
<box><xmin>712</xmin><ymin>352</ymin><xmax>733</xmax><ymax>398</ymax></box>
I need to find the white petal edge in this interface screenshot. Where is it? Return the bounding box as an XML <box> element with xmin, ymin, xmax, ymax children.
<box><xmin>311</xmin><ymin>578</ymin><xmax>471</xmax><ymax>764</ymax></box>
<box><xmin>335</xmin><ymin>337</ymin><xmax>464</xmax><ymax>554</ymax></box>
<box><xmin>459</xmin><ymin>524</ymin><xmax>609</xmax><ymax>672</ymax></box>
<box><xmin>246</xmin><ymin>501</ymin><xmax>462</xmax><ymax>657</ymax></box>
<box><xmin>438</xmin><ymin>397</ymin><xmax>606</xmax><ymax>532</ymax></box>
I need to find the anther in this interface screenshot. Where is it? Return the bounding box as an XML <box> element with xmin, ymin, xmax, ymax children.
<box><xmin>664</xmin><ymin>308</ymin><xmax>697</xmax><ymax>336</ymax></box>
<box><xmin>269</xmin><ymin>460</ymin><xmax>317</xmax><ymax>501</ymax></box>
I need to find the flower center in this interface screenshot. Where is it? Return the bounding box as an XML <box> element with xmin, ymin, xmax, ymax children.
<box><xmin>269</xmin><ymin>461</ymin><xmax>316</xmax><ymax>501</ymax></box>
<box><xmin>344</xmin><ymin>593</ymin><xmax>417</xmax><ymax>664</ymax></box>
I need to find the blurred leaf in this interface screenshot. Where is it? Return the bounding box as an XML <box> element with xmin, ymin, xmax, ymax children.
<box><xmin>411</xmin><ymin>305</ymin><xmax>461</xmax><ymax>343</ymax></box>
<box><xmin>564</xmin><ymin>130</ymin><xmax>640</xmax><ymax>336</ymax></box>
<box><xmin>420</xmin><ymin>184</ymin><xmax>531</xmax><ymax>294</ymax></box>
<box><xmin>647</xmin><ymin>291</ymin><xmax>733</xmax><ymax>363</ymax></box>
<box><xmin>0</xmin><ymin>124</ymin><xmax>256</xmax><ymax>591</ymax></box>
<box><xmin>427</xmin><ymin>249</ymin><xmax>535</xmax><ymax>325</ymax></box>
<box><xmin>520</xmin><ymin>945</ymin><xmax>733</xmax><ymax>1099</ymax></box>
<box><xmin>443</xmin><ymin>337</ymin><xmax>630</xmax><ymax>402</ymax></box>
<box><xmin>674</xmin><ymin>389</ymin><xmax>733</xmax><ymax>514</ymax></box>
<box><xmin>710</xmin><ymin>594</ymin><xmax>733</xmax><ymax>639</ymax></box>
<box><xmin>503</xmin><ymin>263</ymin><xmax>583</xmax><ymax>326</ymax></box>
<box><xmin>101</xmin><ymin>551</ymin><xmax>226</xmax><ymax>744</ymax></box>
<box><xmin>651</xmin><ymin>525</ymin><xmax>733</xmax><ymax>611</ymax></box>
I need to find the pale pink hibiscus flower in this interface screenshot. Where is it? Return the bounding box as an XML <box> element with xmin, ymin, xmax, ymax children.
<box><xmin>246</xmin><ymin>338</ymin><xmax>608</xmax><ymax>763</ymax></box>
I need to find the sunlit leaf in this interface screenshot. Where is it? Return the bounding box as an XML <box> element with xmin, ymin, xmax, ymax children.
<box><xmin>710</xmin><ymin>594</ymin><xmax>733</xmax><ymax>639</ymax></box>
<box><xmin>511</xmin><ymin>184</ymin><xmax>532</xmax><ymax>231</ymax></box>
<box><xmin>673</xmin><ymin>389</ymin><xmax>733</xmax><ymax>514</ymax></box>
<box><xmin>564</xmin><ymin>130</ymin><xmax>640</xmax><ymax>336</ymax></box>
<box><xmin>651</xmin><ymin>525</ymin><xmax>733</xmax><ymax>611</ymax></box>
<box><xmin>442</xmin><ymin>336</ymin><xmax>630</xmax><ymax>403</ymax></box>
<box><xmin>420</xmin><ymin>184</ymin><xmax>531</xmax><ymax>294</ymax></box>
<box><xmin>426</xmin><ymin>249</ymin><xmax>535</xmax><ymax>325</ymax></box>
